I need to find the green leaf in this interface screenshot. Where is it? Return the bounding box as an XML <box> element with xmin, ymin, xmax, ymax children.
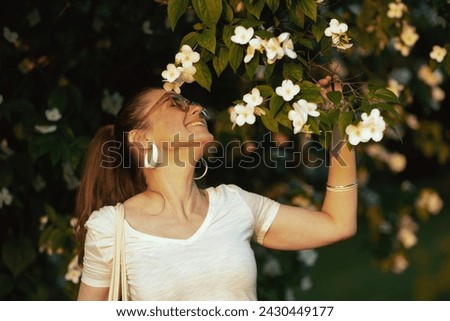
<box><xmin>256</xmin><ymin>85</ymin><xmax>274</xmax><ymax>97</ymax></box>
<box><xmin>283</xmin><ymin>62</ymin><xmax>303</xmax><ymax>82</ymax></box>
<box><xmin>48</xmin><ymin>87</ymin><xmax>68</xmax><ymax>112</ymax></box>
<box><xmin>373</xmin><ymin>88</ymin><xmax>400</xmax><ymax>104</ymax></box>
<box><xmin>266</xmin><ymin>0</ymin><xmax>280</xmax><ymax>12</ymax></box>
<box><xmin>298</xmin><ymin>0</ymin><xmax>317</xmax><ymax>21</ymax></box>
<box><xmin>338</xmin><ymin>111</ymin><xmax>354</xmax><ymax>137</ymax></box>
<box><xmin>193</xmin><ymin>59</ymin><xmax>212</xmax><ymax>91</ymax></box>
<box><xmin>264</xmin><ymin>63</ymin><xmax>275</xmax><ymax>82</ymax></box>
<box><xmin>192</xmin><ymin>0</ymin><xmax>222</xmax><ymax>30</ymax></box>
<box><xmin>2</xmin><ymin>238</ymin><xmax>36</xmax><ymax>278</ymax></box>
<box><xmin>275</xmin><ymin>104</ymin><xmax>293</xmax><ymax>129</ymax></box>
<box><xmin>312</xmin><ymin>19</ymin><xmax>327</xmax><ymax>42</ymax></box>
<box><xmin>299</xmin><ymin>80</ymin><xmax>323</xmax><ymax>104</ymax></box>
<box><xmin>373</xmin><ymin>102</ymin><xmax>401</xmax><ymax>119</ymax></box>
<box><xmin>223</xmin><ymin>25</ymin><xmax>234</xmax><ymax>48</ymax></box>
<box><xmin>326</xmin><ymin>108</ymin><xmax>340</xmax><ymax>128</ymax></box>
<box><xmin>326</xmin><ymin>91</ymin><xmax>343</xmax><ymax>105</ymax></box>
<box><xmin>222</xmin><ymin>0</ymin><xmax>234</xmax><ymax>23</ymax></box>
<box><xmin>260</xmin><ymin>107</ymin><xmax>279</xmax><ymax>132</ymax></box>
<box><xmin>245</xmin><ymin>51</ymin><xmax>259</xmax><ymax>78</ymax></box>
<box><xmin>270</xmin><ymin>94</ymin><xmax>284</xmax><ymax>115</ymax></box>
<box><xmin>287</xmin><ymin>0</ymin><xmax>305</xmax><ymax>28</ymax></box>
<box><xmin>244</xmin><ymin>0</ymin><xmax>265</xmax><ymax>19</ymax></box>
<box><xmin>212</xmin><ymin>46</ymin><xmax>229</xmax><ymax>76</ymax></box>
<box><xmin>298</xmin><ymin>38</ymin><xmax>314</xmax><ymax>50</ymax></box>
<box><xmin>181</xmin><ymin>31</ymin><xmax>198</xmax><ymax>48</ymax></box>
<box><xmin>168</xmin><ymin>0</ymin><xmax>190</xmax><ymax>30</ymax></box>
<box><xmin>240</xmin><ymin>18</ymin><xmax>264</xmax><ymax>28</ymax></box>
<box><xmin>197</xmin><ymin>28</ymin><xmax>216</xmax><ymax>53</ymax></box>
<box><xmin>229</xmin><ymin>43</ymin><xmax>243</xmax><ymax>73</ymax></box>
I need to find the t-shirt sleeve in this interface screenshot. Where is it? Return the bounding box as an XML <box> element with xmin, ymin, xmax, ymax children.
<box><xmin>80</xmin><ymin>206</ymin><xmax>115</xmax><ymax>288</ymax></box>
<box><xmin>226</xmin><ymin>184</ymin><xmax>280</xmax><ymax>245</ymax></box>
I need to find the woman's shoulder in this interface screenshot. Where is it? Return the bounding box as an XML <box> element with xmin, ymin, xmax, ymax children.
<box><xmin>207</xmin><ymin>183</ymin><xmax>243</xmax><ymax>195</ymax></box>
<box><xmin>84</xmin><ymin>204</ymin><xmax>118</xmax><ymax>233</ymax></box>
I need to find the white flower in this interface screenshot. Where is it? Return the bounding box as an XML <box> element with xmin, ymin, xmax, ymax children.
<box><xmin>70</xmin><ymin>217</ymin><xmax>78</xmax><ymax>228</ymax></box>
<box><xmin>279</xmin><ymin>32</ymin><xmax>297</xmax><ymax>59</ymax></box>
<box><xmin>405</xmin><ymin>114</ymin><xmax>420</xmax><ymax>130</ymax></box>
<box><xmin>265</xmin><ymin>36</ymin><xmax>285</xmax><ymax>64</ymax></box>
<box><xmin>177</xmin><ymin>65</ymin><xmax>197</xmax><ymax>84</ymax></box>
<box><xmin>387</xmin><ymin>2</ymin><xmax>407</xmax><ymax>19</ymax></box>
<box><xmin>391</xmin><ymin>254</ymin><xmax>409</xmax><ymax>274</ymax></box>
<box><xmin>243</xmin><ymin>88</ymin><xmax>263</xmax><ymax>107</ymax></box>
<box><xmin>161</xmin><ymin>63</ymin><xmax>181</xmax><ymax>83</ymax></box>
<box><xmin>0</xmin><ymin>187</ymin><xmax>13</xmax><ymax>208</ymax></box>
<box><xmin>63</xmin><ymin>163</ymin><xmax>80</xmax><ymax>190</ymax></box>
<box><xmin>231</xmin><ymin>26</ymin><xmax>254</xmax><ymax>45</ymax></box>
<box><xmin>163</xmin><ymin>81</ymin><xmax>182</xmax><ymax>94</ymax></box>
<box><xmin>299</xmin><ymin>275</ymin><xmax>313</xmax><ymax>291</ymax></box>
<box><xmin>430</xmin><ymin>45</ymin><xmax>447</xmax><ymax>63</ymax></box>
<box><xmin>35</xmin><ymin>125</ymin><xmax>57</xmax><ymax>134</ymax></box>
<box><xmin>324</xmin><ymin>19</ymin><xmax>352</xmax><ymax>50</ymax></box>
<box><xmin>45</xmin><ymin>108</ymin><xmax>62</xmax><ymax>122</ymax></box>
<box><xmin>142</xmin><ymin>20</ymin><xmax>153</xmax><ymax>35</ymax></box>
<box><xmin>345</xmin><ymin>124</ymin><xmax>369</xmax><ymax>146</ymax></box>
<box><xmin>27</xmin><ymin>9</ymin><xmax>41</xmax><ymax>27</ymax></box>
<box><xmin>325</xmin><ymin>19</ymin><xmax>349</xmax><ymax>36</ymax></box>
<box><xmin>416</xmin><ymin>189</ymin><xmax>443</xmax><ymax>215</ymax></box>
<box><xmin>262</xmin><ymin>256</ymin><xmax>282</xmax><ymax>277</ymax></box>
<box><xmin>276</xmin><ymin>79</ymin><xmax>300</xmax><ymax>102</ymax></box>
<box><xmin>393</xmin><ymin>37</ymin><xmax>411</xmax><ymax>56</ymax></box>
<box><xmin>3</xmin><ymin>27</ymin><xmax>18</xmax><ymax>44</ymax></box>
<box><xmin>397</xmin><ymin>228</ymin><xmax>417</xmax><ymax>249</ymax></box>
<box><xmin>175</xmin><ymin>45</ymin><xmax>200</xmax><ymax>68</ymax></box>
<box><xmin>65</xmin><ymin>255</ymin><xmax>82</xmax><ymax>284</ymax></box>
<box><xmin>387</xmin><ymin>79</ymin><xmax>404</xmax><ymax>97</ymax></box>
<box><xmin>101</xmin><ymin>90</ymin><xmax>123</xmax><ymax>116</ymax></box>
<box><xmin>288</xmin><ymin>108</ymin><xmax>307</xmax><ymax>135</ymax></box>
<box><xmin>234</xmin><ymin>104</ymin><xmax>256</xmax><ymax>126</ymax></box>
<box><xmin>296</xmin><ymin>99</ymin><xmax>320</xmax><ymax>117</ymax></box>
<box><xmin>387</xmin><ymin>152</ymin><xmax>407</xmax><ymax>173</ymax></box>
<box><xmin>360</xmin><ymin>109</ymin><xmax>386</xmax><ymax>142</ymax></box>
<box><xmin>297</xmin><ymin>249</ymin><xmax>318</xmax><ymax>267</ymax></box>
<box><xmin>417</xmin><ymin>65</ymin><xmax>443</xmax><ymax>87</ymax></box>
<box><xmin>400</xmin><ymin>23</ymin><xmax>419</xmax><ymax>47</ymax></box>
<box><xmin>431</xmin><ymin>86</ymin><xmax>445</xmax><ymax>103</ymax></box>
<box><xmin>244</xmin><ymin>36</ymin><xmax>264</xmax><ymax>63</ymax></box>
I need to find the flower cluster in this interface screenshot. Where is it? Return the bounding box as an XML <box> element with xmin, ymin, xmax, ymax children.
<box><xmin>392</xmin><ymin>21</ymin><xmax>419</xmax><ymax>56</ymax></box>
<box><xmin>324</xmin><ymin>19</ymin><xmax>353</xmax><ymax>50</ymax></box>
<box><xmin>161</xmin><ymin>45</ymin><xmax>200</xmax><ymax>93</ymax></box>
<box><xmin>429</xmin><ymin>45</ymin><xmax>447</xmax><ymax>63</ymax></box>
<box><xmin>231</xmin><ymin>26</ymin><xmax>297</xmax><ymax>64</ymax></box>
<box><xmin>365</xmin><ymin>144</ymin><xmax>407</xmax><ymax>173</ymax></box>
<box><xmin>418</xmin><ymin>65</ymin><xmax>446</xmax><ymax>105</ymax></box>
<box><xmin>345</xmin><ymin>109</ymin><xmax>386</xmax><ymax>146</ymax></box>
<box><xmin>230</xmin><ymin>88</ymin><xmax>265</xmax><ymax>127</ymax></box>
<box><xmin>415</xmin><ymin>188</ymin><xmax>443</xmax><ymax>216</ymax></box>
<box><xmin>101</xmin><ymin>89</ymin><xmax>124</xmax><ymax>116</ymax></box>
<box><xmin>387</xmin><ymin>0</ymin><xmax>407</xmax><ymax>19</ymax></box>
<box><xmin>288</xmin><ymin>99</ymin><xmax>320</xmax><ymax>134</ymax></box>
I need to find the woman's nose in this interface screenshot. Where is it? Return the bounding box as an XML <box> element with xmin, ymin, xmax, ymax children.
<box><xmin>189</xmin><ymin>104</ymin><xmax>210</xmax><ymax>120</ymax></box>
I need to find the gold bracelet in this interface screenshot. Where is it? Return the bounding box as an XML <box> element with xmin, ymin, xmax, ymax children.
<box><xmin>326</xmin><ymin>181</ymin><xmax>358</xmax><ymax>192</ymax></box>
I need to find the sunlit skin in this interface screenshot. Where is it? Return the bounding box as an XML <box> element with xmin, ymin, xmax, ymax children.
<box><xmin>78</xmin><ymin>79</ymin><xmax>357</xmax><ymax>300</ymax></box>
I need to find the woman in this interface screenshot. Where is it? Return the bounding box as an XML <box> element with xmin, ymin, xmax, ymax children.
<box><xmin>76</xmin><ymin>77</ymin><xmax>357</xmax><ymax>300</ymax></box>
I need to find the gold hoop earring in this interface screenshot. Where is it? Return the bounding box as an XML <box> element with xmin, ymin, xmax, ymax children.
<box><xmin>194</xmin><ymin>157</ymin><xmax>208</xmax><ymax>180</ymax></box>
<box><xmin>144</xmin><ymin>142</ymin><xmax>158</xmax><ymax>169</ymax></box>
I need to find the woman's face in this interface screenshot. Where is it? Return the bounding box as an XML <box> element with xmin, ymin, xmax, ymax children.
<box><xmin>142</xmin><ymin>89</ymin><xmax>214</xmax><ymax>157</ymax></box>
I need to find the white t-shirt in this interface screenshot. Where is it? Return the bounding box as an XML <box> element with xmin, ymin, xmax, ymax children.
<box><xmin>81</xmin><ymin>184</ymin><xmax>280</xmax><ymax>300</ymax></box>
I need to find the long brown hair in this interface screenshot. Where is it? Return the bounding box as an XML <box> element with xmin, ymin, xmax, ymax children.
<box><xmin>75</xmin><ymin>88</ymin><xmax>155</xmax><ymax>265</ymax></box>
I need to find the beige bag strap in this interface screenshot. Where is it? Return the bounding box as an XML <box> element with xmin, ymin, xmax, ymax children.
<box><xmin>108</xmin><ymin>203</ymin><xmax>128</xmax><ymax>301</ymax></box>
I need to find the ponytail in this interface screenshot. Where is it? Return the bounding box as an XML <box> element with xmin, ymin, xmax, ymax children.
<box><xmin>75</xmin><ymin>124</ymin><xmax>146</xmax><ymax>265</ymax></box>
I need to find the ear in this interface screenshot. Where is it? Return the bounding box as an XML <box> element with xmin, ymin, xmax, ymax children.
<box><xmin>128</xmin><ymin>129</ymin><xmax>143</xmax><ymax>145</ymax></box>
